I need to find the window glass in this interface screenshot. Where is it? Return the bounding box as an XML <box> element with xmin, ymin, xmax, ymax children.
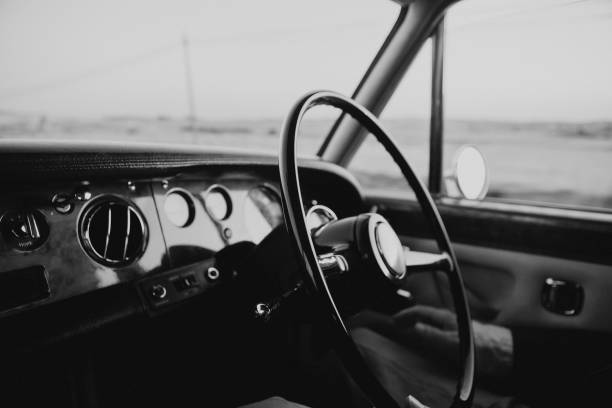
<box><xmin>444</xmin><ymin>0</ymin><xmax>612</xmax><ymax>210</ymax></box>
<box><xmin>0</xmin><ymin>0</ymin><xmax>396</xmax><ymax>156</ymax></box>
<box><xmin>348</xmin><ymin>39</ymin><xmax>432</xmax><ymax>196</ymax></box>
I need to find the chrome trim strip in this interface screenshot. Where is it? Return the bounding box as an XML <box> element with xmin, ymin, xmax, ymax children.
<box><xmin>365</xmin><ymin>192</ymin><xmax>612</xmax><ymax>223</ymax></box>
<box><xmin>103</xmin><ymin>204</ymin><xmax>112</xmax><ymax>259</ymax></box>
<box><xmin>122</xmin><ymin>206</ymin><xmax>132</xmax><ymax>260</ymax></box>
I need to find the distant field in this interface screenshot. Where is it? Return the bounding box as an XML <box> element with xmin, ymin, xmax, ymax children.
<box><xmin>1</xmin><ymin>111</ymin><xmax>611</xmax><ymax>210</ymax></box>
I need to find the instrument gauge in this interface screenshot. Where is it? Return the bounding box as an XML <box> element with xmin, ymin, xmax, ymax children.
<box><xmin>204</xmin><ymin>185</ymin><xmax>233</xmax><ymax>221</ymax></box>
<box><xmin>164</xmin><ymin>190</ymin><xmax>195</xmax><ymax>228</ymax></box>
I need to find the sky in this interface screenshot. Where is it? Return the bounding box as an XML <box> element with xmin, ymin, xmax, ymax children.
<box><xmin>0</xmin><ymin>0</ymin><xmax>396</xmax><ymax>119</ymax></box>
<box><xmin>0</xmin><ymin>0</ymin><xmax>611</xmax><ymax>121</ymax></box>
<box><xmin>444</xmin><ymin>0</ymin><xmax>612</xmax><ymax>122</ymax></box>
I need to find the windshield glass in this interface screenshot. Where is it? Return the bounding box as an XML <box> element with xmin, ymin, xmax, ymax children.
<box><xmin>0</xmin><ymin>0</ymin><xmax>395</xmax><ymax>154</ymax></box>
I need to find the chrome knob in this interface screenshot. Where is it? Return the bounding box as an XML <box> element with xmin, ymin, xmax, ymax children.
<box><xmin>254</xmin><ymin>303</ymin><xmax>272</xmax><ymax>322</ymax></box>
<box><xmin>1</xmin><ymin>210</ymin><xmax>49</xmax><ymax>251</ymax></box>
<box><xmin>150</xmin><ymin>284</ymin><xmax>167</xmax><ymax>300</ymax></box>
<box><xmin>52</xmin><ymin>194</ymin><xmax>74</xmax><ymax>214</ymax></box>
<box><xmin>206</xmin><ymin>266</ymin><xmax>221</xmax><ymax>281</ymax></box>
<box><xmin>253</xmin><ymin>282</ymin><xmax>303</xmax><ymax>323</ymax></box>
<box><xmin>73</xmin><ymin>187</ymin><xmax>92</xmax><ymax>201</ymax></box>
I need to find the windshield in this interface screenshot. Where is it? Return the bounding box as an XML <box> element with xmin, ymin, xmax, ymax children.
<box><xmin>0</xmin><ymin>0</ymin><xmax>395</xmax><ymax>154</ymax></box>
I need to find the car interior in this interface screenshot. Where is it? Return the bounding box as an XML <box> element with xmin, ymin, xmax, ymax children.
<box><xmin>1</xmin><ymin>0</ymin><xmax>611</xmax><ymax>407</ymax></box>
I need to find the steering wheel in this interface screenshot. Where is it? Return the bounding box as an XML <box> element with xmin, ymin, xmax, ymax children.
<box><xmin>278</xmin><ymin>91</ymin><xmax>475</xmax><ymax>408</ymax></box>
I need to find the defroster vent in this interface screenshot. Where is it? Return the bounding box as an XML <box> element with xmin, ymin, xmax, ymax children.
<box><xmin>79</xmin><ymin>196</ymin><xmax>147</xmax><ymax>267</ymax></box>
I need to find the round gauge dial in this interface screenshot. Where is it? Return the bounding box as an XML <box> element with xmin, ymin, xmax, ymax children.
<box><xmin>204</xmin><ymin>185</ymin><xmax>232</xmax><ymax>221</ymax></box>
<box><xmin>244</xmin><ymin>185</ymin><xmax>283</xmax><ymax>242</ymax></box>
<box><xmin>306</xmin><ymin>204</ymin><xmax>337</xmax><ymax>230</ymax></box>
<box><xmin>164</xmin><ymin>190</ymin><xmax>195</xmax><ymax>228</ymax></box>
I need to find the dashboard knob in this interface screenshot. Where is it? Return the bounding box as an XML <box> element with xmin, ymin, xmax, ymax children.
<box><xmin>73</xmin><ymin>187</ymin><xmax>92</xmax><ymax>201</ymax></box>
<box><xmin>0</xmin><ymin>210</ymin><xmax>49</xmax><ymax>251</ymax></box>
<box><xmin>206</xmin><ymin>266</ymin><xmax>221</xmax><ymax>281</ymax></box>
<box><xmin>150</xmin><ymin>284</ymin><xmax>168</xmax><ymax>300</ymax></box>
<box><xmin>51</xmin><ymin>194</ymin><xmax>74</xmax><ymax>214</ymax></box>
<box><xmin>254</xmin><ymin>303</ymin><xmax>272</xmax><ymax>322</ymax></box>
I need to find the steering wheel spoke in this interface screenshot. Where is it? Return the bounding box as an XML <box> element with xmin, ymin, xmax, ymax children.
<box><xmin>404</xmin><ymin>247</ymin><xmax>453</xmax><ymax>274</ymax></box>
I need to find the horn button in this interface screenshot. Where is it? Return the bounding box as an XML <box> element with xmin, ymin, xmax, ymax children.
<box><xmin>371</xmin><ymin>219</ymin><xmax>406</xmax><ymax>281</ymax></box>
<box><xmin>312</xmin><ymin>213</ymin><xmax>407</xmax><ymax>282</ymax></box>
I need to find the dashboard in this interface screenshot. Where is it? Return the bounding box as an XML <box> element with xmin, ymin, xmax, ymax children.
<box><xmin>0</xmin><ymin>146</ymin><xmax>364</xmax><ymax>334</ymax></box>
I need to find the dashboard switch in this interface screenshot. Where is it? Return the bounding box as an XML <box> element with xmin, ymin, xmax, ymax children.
<box><xmin>173</xmin><ymin>274</ymin><xmax>197</xmax><ymax>291</ymax></box>
<box><xmin>73</xmin><ymin>186</ymin><xmax>92</xmax><ymax>201</ymax></box>
<box><xmin>139</xmin><ymin>260</ymin><xmax>218</xmax><ymax>312</ymax></box>
<box><xmin>1</xmin><ymin>210</ymin><xmax>49</xmax><ymax>251</ymax></box>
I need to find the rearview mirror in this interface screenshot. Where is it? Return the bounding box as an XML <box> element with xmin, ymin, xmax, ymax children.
<box><xmin>448</xmin><ymin>145</ymin><xmax>488</xmax><ymax>200</ymax></box>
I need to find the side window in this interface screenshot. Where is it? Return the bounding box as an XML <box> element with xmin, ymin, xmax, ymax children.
<box><xmin>444</xmin><ymin>0</ymin><xmax>612</xmax><ymax>210</ymax></box>
<box><xmin>348</xmin><ymin>39</ymin><xmax>432</xmax><ymax>197</ymax></box>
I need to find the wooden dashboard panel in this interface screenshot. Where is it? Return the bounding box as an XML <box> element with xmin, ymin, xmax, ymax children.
<box><xmin>152</xmin><ymin>173</ymin><xmax>282</xmax><ymax>268</ymax></box>
<box><xmin>0</xmin><ymin>179</ymin><xmax>168</xmax><ymax>316</ymax></box>
<box><xmin>0</xmin><ymin>162</ymin><xmax>363</xmax><ymax>321</ymax></box>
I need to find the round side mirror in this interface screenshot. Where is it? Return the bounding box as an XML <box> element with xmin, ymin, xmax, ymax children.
<box><xmin>451</xmin><ymin>145</ymin><xmax>488</xmax><ymax>200</ymax></box>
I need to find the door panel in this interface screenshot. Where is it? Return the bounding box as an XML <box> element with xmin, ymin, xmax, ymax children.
<box><xmin>369</xmin><ymin>195</ymin><xmax>612</xmax><ymax>333</ymax></box>
<box><xmin>402</xmin><ymin>236</ymin><xmax>612</xmax><ymax>332</ymax></box>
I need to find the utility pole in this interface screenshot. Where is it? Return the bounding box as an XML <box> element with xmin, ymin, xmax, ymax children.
<box><xmin>182</xmin><ymin>34</ymin><xmax>197</xmax><ymax>130</ymax></box>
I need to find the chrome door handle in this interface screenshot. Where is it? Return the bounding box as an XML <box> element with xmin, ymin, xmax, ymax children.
<box><xmin>541</xmin><ymin>278</ymin><xmax>584</xmax><ymax>316</ymax></box>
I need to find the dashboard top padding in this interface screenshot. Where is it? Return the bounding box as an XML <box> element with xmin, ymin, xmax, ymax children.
<box><xmin>0</xmin><ymin>140</ymin><xmax>361</xmax><ymax>191</ymax></box>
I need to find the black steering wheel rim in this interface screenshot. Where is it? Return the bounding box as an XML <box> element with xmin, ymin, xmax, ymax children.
<box><xmin>278</xmin><ymin>90</ymin><xmax>475</xmax><ymax>408</ymax></box>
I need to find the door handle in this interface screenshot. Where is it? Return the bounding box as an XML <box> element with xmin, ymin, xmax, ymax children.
<box><xmin>541</xmin><ymin>278</ymin><xmax>584</xmax><ymax>316</ymax></box>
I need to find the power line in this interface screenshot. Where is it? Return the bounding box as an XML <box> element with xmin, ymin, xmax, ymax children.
<box><xmin>182</xmin><ymin>34</ymin><xmax>197</xmax><ymax>127</ymax></box>
<box><xmin>0</xmin><ymin>18</ymin><xmax>382</xmax><ymax>102</ymax></box>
